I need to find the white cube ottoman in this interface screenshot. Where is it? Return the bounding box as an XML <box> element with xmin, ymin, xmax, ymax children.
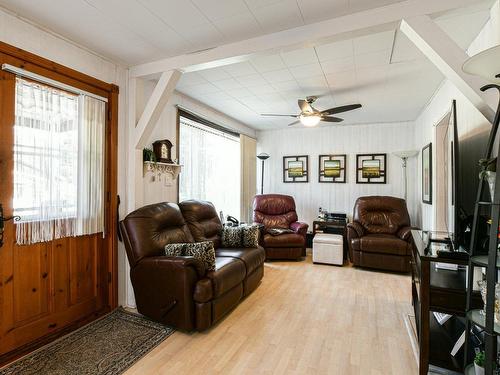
<box><xmin>312</xmin><ymin>233</ymin><xmax>343</xmax><ymax>266</ymax></box>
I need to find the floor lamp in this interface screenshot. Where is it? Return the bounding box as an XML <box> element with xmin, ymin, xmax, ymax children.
<box><xmin>257</xmin><ymin>153</ymin><xmax>270</xmax><ymax>195</ymax></box>
<box><xmin>393</xmin><ymin>150</ymin><xmax>418</xmax><ymax>202</ymax></box>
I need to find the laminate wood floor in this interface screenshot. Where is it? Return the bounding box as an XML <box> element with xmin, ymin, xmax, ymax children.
<box><xmin>125</xmin><ymin>254</ymin><xmax>417</xmax><ymax>375</ymax></box>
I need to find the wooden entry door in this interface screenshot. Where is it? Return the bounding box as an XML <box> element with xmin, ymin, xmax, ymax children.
<box><xmin>0</xmin><ymin>70</ymin><xmax>113</xmax><ymax>359</ymax></box>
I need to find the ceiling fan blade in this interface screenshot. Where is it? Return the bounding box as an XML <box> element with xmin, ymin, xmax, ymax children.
<box><xmin>261</xmin><ymin>113</ymin><xmax>298</xmax><ymax>117</ymax></box>
<box><xmin>321</xmin><ymin>116</ymin><xmax>344</xmax><ymax>123</ymax></box>
<box><xmin>298</xmin><ymin>99</ymin><xmax>313</xmax><ymax>113</ymax></box>
<box><xmin>321</xmin><ymin>104</ymin><xmax>362</xmax><ymax>116</ymax></box>
<box><xmin>288</xmin><ymin>120</ymin><xmax>300</xmax><ymax>127</ymax></box>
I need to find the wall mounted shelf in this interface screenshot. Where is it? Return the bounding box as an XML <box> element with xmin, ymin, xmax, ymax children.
<box><xmin>143</xmin><ymin>161</ymin><xmax>182</xmax><ymax>186</ymax></box>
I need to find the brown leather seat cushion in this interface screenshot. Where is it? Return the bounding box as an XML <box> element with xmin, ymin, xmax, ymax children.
<box><xmin>194</xmin><ymin>257</ymin><xmax>245</xmax><ymax>302</ymax></box>
<box><xmin>359</xmin><ymin>234</ymin><xmax>408</xmax><ymax>256</ymax></box>
<box><xmin>263</xmin><ymin>233</ymin><xmax>305</xmax><ymax>248</ymax></box>
<box><xmin>215</xmin><ymin>247</ymin><xmax>265</xmax><ymax>275</ymax></box>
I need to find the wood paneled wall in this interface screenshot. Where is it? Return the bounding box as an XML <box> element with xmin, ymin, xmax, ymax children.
<box><xmin>256</xmin><ymin>121</ymin><xmax>418</xmax><ymax>226</ymax></box>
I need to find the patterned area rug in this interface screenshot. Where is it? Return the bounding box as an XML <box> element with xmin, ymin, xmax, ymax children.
<box><xmin>0</xmin><ymin>308</ymin><xmax>174</xmax><ymax>375</ymax></box>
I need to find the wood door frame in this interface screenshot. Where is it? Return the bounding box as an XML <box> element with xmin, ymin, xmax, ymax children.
<box><xmin>0</xmin><ymin>41</ymin><xmax>119</xmax><ymax>361</ymax></box>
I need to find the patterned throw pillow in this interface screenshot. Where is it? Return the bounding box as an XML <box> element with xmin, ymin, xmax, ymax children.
<box><xmin>164</xmin><ymin>243</ymin><xmax>186</xmax><ymax>256</ymax></box>
<box><xmin>183</xmin><ymin>241</ymin><xmax>216</xmax><ymax>271</ymax></box>
<box><xmin>241</xmin><ymin>225</ymin><xmax>260</xmax><ymax>247</ymax></box>
<box><xmin>221</xmin><ymin>226</ymin><xmax>242</xmax><ymax>247</ymax></box>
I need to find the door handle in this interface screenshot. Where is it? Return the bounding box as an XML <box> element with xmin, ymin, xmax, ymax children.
<box><xmin>0</xmin><ymin>204</ymin><xmax>20</xmax><ymax>248</ymax></box>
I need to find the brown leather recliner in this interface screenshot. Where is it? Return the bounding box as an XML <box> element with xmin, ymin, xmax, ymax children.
<box><xmin>347</xmin><ymin>196</ymin><xmax>412</xmax><ymax>273</ymax></box>
<box><xmin>120</xmin><ymin>200</ymin><xmax>265</xmax><ymax>332</ymax></box>
<box><xmin>253</xmin><ymin>194</ymin><xmax>308</xmax><ymax>260</ymax></box>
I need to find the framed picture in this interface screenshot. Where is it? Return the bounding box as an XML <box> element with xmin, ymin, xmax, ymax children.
<box><xmin>356</xmin><ymin>154</ymin><xmax>386</xmax><ymax>184</ymax></box>
<box><xmin>319</xmin><ymin>154</ymin><xmax>346</xmax><ymax>183</ymax></box>
<box><xmin>422</xmin><ymin>143</ymin><xmax>432</xmax><ymax>204</ymax></box>
<box><xmin>283</xmin><ymin>155</ymin><xmax>309</xmax><ymax>183</ymax></box>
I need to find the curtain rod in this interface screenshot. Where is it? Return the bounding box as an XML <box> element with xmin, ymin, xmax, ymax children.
<box><xmin>176</xmin><ymin>105</ymin><xmax>240</xmax><ymax>137</ymax></box>
<box><xmin>2</xmin><ymin>63</ymin><xmax>108</xmax><ymax>103</ymax></box>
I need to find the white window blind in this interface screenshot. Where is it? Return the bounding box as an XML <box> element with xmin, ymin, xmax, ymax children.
<box><xmin>14</xmin><ymin>78</ymin><xmax>106</xmax><ymax>245</ymax></box>
<box><xmin>179</xmin><ymin>114</ymin><xmax>241</xmax><ymax>219</ymax></box>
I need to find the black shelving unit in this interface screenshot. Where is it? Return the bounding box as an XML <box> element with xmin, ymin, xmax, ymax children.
<box><xmin>464</xmin><ymin>80</ymin><xmax>500</xmax><ymax>374</ymax></box>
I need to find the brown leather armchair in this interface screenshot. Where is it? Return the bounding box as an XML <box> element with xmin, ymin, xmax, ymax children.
<box><xmin>253</xmin><ymin>194</ymin><xmax>308</xmax><ymax>260</ymax></box>
<box><xmin>120</xmin><ymin>200</ymin><xmax>265</xmax><ymax>331</ymax></box>
<box><xmin>347</xmin><ymin>196</ymin><xmax>412</xmax><ymax>272</ymax></box>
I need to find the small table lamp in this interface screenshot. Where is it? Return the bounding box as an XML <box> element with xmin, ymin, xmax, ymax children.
<box><xmin>257</xmin><ymin>153</ymin><xmax>270</xmax><ymax>195</ymax></box>
<box><xmin>393</xmin><ymin>150</ymin><xmax>419</xmax><ymax>202</ymax></box>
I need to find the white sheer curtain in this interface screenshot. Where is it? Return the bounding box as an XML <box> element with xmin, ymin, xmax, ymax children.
<box><xmin>14</xmin><ymin>78</ymin><xmax>105</xmax><ymax>245</ymax></box>
<box><xmin>179</xmin><ymin>116</ymin><xmax>241</xmax><ymax>219</ymax></box>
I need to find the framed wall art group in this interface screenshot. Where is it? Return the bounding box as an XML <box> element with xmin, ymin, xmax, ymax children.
<box><xmin>282</xmin><ymin>153</ymin><xmax>387</xmax><ymax>184</ymax></box>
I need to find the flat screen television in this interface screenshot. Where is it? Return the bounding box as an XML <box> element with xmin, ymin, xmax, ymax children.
<box><xmin>444</xmin><ymin>100</ymin><xmax>491</xmax><ymax>252</ymax></box>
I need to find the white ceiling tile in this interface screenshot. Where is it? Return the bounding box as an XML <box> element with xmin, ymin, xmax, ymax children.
<box><xmin>436</xmin><ymin>9</ymin><xmax>491</xmax><ymax>50</ymax></box>
<box><xmin>212</xmin><ymin>78</ymin><xmax>244</xmax><ymax>90</ymax></box>
<box><xmin>208</xmin><ymin>91</ymin><xmax>233</xmax><ymax>101</ymax></box>
<box><xmin>354</xmin><ymin>49</ymin><xmax>391</xmax><ymax>69</ymax></box>
<box><xmin>271</xmin><ymin>80</ymin><xmax>302</xmax><ymax>91</ymax></box>
<box><xmin>226</xmin><ymin>87</ymin><xmax>255</xmax><ymax>98</ymax></box>
<box><xmin>348</xmin><ymin>0</ymin><xmax>404</xmax><ymax>13</ymax></box>
<box><xmin>250</xmin><ymin>54</ymin><xmax>287</xmax><ymax>72</ymax></box>
<box><xmin>353</xmin><ymin>30</ymin><xmax>395</xmax><ymax>55</ymax></box>
<box><xmin>296</xmin><ymin>0</ymin><xmax>349</xmax><ymax>24</ymax></box>
<box><xmin>281</xmin><ymin>48</ymin><xmax>318</xmax><ymax>67</ymax></box>
<box><xmin>177</xmin><ymin>72</ymin><xmax>208</xmax><ymax>87</ymax></box>
<box><xmin>236</xmin><ymin>74</ymin><xmax>269</xmax><ymax>87</ymax></box>
<box><xmin>85</xmin><ymin>0</ymin><xmax>188</xmax><ymax>53</ymax></box>
<box><xmin>315</xmin><ymin>39</ymin><xmax>354</xmax><ymax>61</ymax></box>
<box><xmin>248</xmin><ymin>84</ymin><xmax>277</xmax><ymax>95</ymax></box>
<box><xmin>244</xmin><ymin>0</ymin><xmax>283</xmax><ymax>9</ymax></box>
<box><xmin>182</xmin><ymin>82</ymin><xmax>221</xmax><ymax>95</ymax></box>
<box><xmin>251</xmin><ymin>0</ymin><xmax>304</xmax><ymax>33</ymax></box>
<box><xmin>262</xmin><ymin>69</ymin><xmax>295</xmax><ymax>83</ymax></box>
<box><xmin>326</xmin><ymin>70</ymin><xmax>356</xmax><ymax>89</ymax></box>
<box><xmin>212</xmin><ymin>13</ymin><xmax>262</xmax><ymax>41</ymax></box>
<box><xmin>180</xmin><ymin>24</ymin><xmax>225</xmax><ymax>49</ymax></box>
<box><xmin>320</xmin><ymin>56</ymin><xmax>354</xmax><ymax>74</ymax></box>
<box><xmin>298</xmin><ymin>75</ymin><xmax>330</xmax><ymax>96</ymax></box>
<box><xmin>140</xmin><ymin>0</ymin><xmax>211</xmax><ymax>30</ymax></box>
<box><xmin>191</xmin><ymin>0</ymin><xmax>249</xmax><ymax>21</ymax></box>
<box><xmin>223</xmin><ymin>62</ymin><xmax>258</xmax><ymax>77</ymax></box>
<box><xmin>198</xmin><ymin>68</ymin><xmax>232</xmax><ymax>81</ymax></box>
<box><xmin>289</xmin><ymin>63</ymin><xmax>324</xmax><ymax>79</ymax></box>
<box><xmin>332</xmin><ymin>92</ymin><xmax>360</xmax><ymax>106</ymax></box>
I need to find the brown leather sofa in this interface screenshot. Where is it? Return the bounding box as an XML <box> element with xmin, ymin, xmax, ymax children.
<box><xmin>253</xmin><ymin>194</ymin><xmax>308</xmax><ymax>260</ymax></box>
<box><xmin>347</xmin><ymin>196</ymin><xmax>412</xmax><ymax>272</ymax></box>
<box><xmin>120</xmin><ymin>200</ymin><xmax>265</xmax><ymax>331</ymax></box>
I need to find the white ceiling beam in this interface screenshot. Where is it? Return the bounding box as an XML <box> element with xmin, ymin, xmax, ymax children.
<box><xmin>130</xmin><ymin>0</ymin><xmax>485</xmax><ymax>78</ymax></box>
<box><xmin>400</xmin><ymin>15</ymin><xmax>496</xmax><ymax>123</ymax></box>
<box><xmin>134</xmin><ymin>69</ymin><xmax>182</xmax><ymax>149</ymax></box>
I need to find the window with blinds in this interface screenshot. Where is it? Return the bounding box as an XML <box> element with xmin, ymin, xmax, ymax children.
<box><xmin>179</xmin><ymin>110</ymin><xmax>241</xmax><ymax>219</ymax></box>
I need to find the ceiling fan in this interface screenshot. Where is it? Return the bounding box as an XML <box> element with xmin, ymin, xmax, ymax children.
<box><xmin>261</xmin><ymin>96</ymin><xmax>362</xmax><ymax>127</ymax></box>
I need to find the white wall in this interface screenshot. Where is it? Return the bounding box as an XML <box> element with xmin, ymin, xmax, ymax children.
<box><xmin>257</xmin><ymin>121</ymin><xmax>418</xmax><ymax>226</ymax></box>
<box><xmin>0</xmin><ymin>7</ymin><xmax>130</xmax><ymax>307</ymax></box>
<box><xmin>137</xmin><ymin>81</ymin><xmax>257</xmax><ymax>206</ymax></box>
<box><xmin>414</xmin><ymin>0</ymin><xmax>500</xmax><ymax>231</ymax></box>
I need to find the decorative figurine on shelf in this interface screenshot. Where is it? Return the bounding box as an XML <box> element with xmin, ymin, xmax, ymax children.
<box><xmin>153</xmin><ymin>139</ymin><xmax>173</xmax><ymax>164</ymax></box>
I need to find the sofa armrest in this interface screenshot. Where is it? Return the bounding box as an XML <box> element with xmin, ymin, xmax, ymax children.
<box><xmin>397</xmin><ymin>226</ymin><xmax>412</xmax><ymax>242</ymax></box>
<box><xmin>346</xmin><ymin>221</ymin><xmax>364</xmax><ymax>238</ymax></box>
<box><xmin>130</xmin><ymin>256</ymin><xmax>205</xmax><ymax>331</ymax></box>
<box><xmin>290</xmin><ymin>221</ymin><xmax>308</xmax><ymax>236</ymax></box>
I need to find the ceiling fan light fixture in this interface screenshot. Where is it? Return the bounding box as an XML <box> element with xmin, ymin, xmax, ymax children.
<box><xmin>299</xmin><ymin>113</ymin><xmax>321</xmax><ymax>127</ymax></box>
